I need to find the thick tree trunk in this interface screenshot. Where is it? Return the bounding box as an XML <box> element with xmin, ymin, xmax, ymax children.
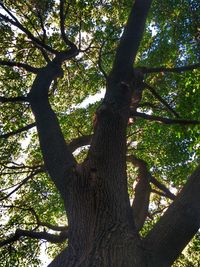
<box><xmin>48</xmin><ymin>164</ymin><xmax>200</xmax><ymax>267</ymax></box>
<box><xmin>58</xmin><ymin>84</ymin><xmax>138</xmax><ymax>266</ymax></box>
<box><xmin>48</xmin><ymin>69</ymin><xmax>146</xmax><ymax>267</ymax></box>
<box><xmin>49</xmin><ymin>157</ymin><xmax>148</xmax><ymax>267</ymax></box>
<box><xmin>27</xmin><ymin>1</ymin><xmax>200</xmax><ymax>267</ymax></box>
<box><xmin>49</xmin><ymin>231</ymin><xmax>147</xmax><ymax>267</ymax></box>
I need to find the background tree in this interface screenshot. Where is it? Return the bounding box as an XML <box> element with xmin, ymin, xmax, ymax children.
<box><xmin>0</xmin><ymin>0</ymin><xmax>200</xmax><ymax>266</ymax></box>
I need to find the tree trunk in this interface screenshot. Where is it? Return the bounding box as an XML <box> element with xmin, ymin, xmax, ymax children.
<box><xmin>49</xmin><ymin>232</ymin><xmax>147</xmax><ymax>267</ymax></box>
<box><xmin>48</xmin><ymin>164</ymin><xmax>200</xmax><ymax>267</ymax></box>
<box><xmin>47</xmin><ymin>69</ymin><xmax>148</xmax><ymax>266</ymax></box>
<box><xmin>49</xmin><ymin>165</ymin><xmax>148</xmax><ymax>267</ymax></box>
<box><xmin>26</xmin><ymin>1</ymin><xmax>200</xmax><ymax>266</ymax></box>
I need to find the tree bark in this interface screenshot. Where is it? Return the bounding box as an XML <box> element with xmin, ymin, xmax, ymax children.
<box><xmin>25</xmin><ymin>1</ymin><xmax>200</xmax><ymax>267</ymax></box>
<box><xmin>144</xmin><ymin>164</ymin><xmax>200</xmax><ymax>267</ymax></box>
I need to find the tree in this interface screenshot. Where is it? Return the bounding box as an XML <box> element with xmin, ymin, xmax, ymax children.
<box><xmin>0</xmin><ymin>0</ymin><xmax>200</xmax><ymax>266</ymax></box>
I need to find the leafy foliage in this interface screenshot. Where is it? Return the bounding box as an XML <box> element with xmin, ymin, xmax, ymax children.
<box><xmin>0</xmin><ymin>0</ymin><xmax>199</xmax><ymax>266</ymax></box>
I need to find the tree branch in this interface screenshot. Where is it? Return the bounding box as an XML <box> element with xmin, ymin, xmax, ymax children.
<box><xmin>39</xmin><ymin>222</ymin><xmax>68</xmax><ymax>232</ymax></box>
<box><xmin>59</xmin><ymin>0</ymin><xmax>75</xmax><ymax>49</ymax></box>
<box><xmin>29</xmin><ymin>208</ymin><xmax>68</xmax><ymax>231</ymax></box>
<box><xmin>142</xmin><ymin>63</ymin><xmax>200</xmax><ymax>74</ymax></box>
<box><xmin>127</xmin><ymin>155</ymin><xmax>151</xmax><ymax>231</ymax></box>
<box><xmin>144</xmin><ymin>164</ymin><xmax>200</xmax><ymax>267</ymax></box>
<box><xmin>0</xmin><ymin>204</ymin><xmax>68</xmax><ymax>233</ymax></box>
<box><xmin>0</xmin><ymin>169</ymin><xmax>43</xmax><ymax>201</ymax></box>
<box><xmin>35</xmin><ymin>8</ymin><xmax>48</xmax><ymax>43</ymax></box>
<box><xmin>143</xmin><ymin>82</ymin><xmax>180</xmax><ymax>117</ymax></box>
<box><xmin>0</xmin><ymin>96</ymin><xmax>28</xmax><ymax>103</ymax></box>
<box><xmin>0</xmin><ymin>229</ymin><xmax>68</xmax><ymax>246</ymax></box>
<box><xmin>58</xmin><ymin>0</ymin><xmax>79</xmax><ymax>61</ymax></box>
<box><xmin>0</xmin><ymin>123</ymin><xmax>36</xmax><ymax>139</ymax></box>
<box><xmin>68</xmin><ymin>134</ymin><xmax>92</xmax><ymax>153</ymax></box>
<box><xmin>0</xmin><ymin>60</ymin><xmax>40</xmax><ymax>73</ymax></box>
<box><xmin>131</xmin><ymin>111</ymin><xmax>200</xmax><ymax>125</ymax></box>
<box><xmin>151</xmin><ymin>188</ymin><xmax>170</xmax><ymax>198</ymax></box>
<box><xmin>0</xmin><ymin>161</ymin><xmax>41</xmax><ymax>171</ymax></box>
<box><xmin>127</xmin><ymin>155</ymin><xmax>176</xmax><ymax>227</ymax></box>
<box><xmin>138</xmin><ymin>102</ymin><xmax>159</xmax><ymax>110</ymax></box>
<box><xmin>150</xmin><ymin>176</ymin><xmax>176</xmax><ymax>200</ymax></box>
<box><xmin>0</xmin><ymin>11</ymin><xmax>57</xmax><ymax>54</ymax></box>
<box><xmin>97</xmin><ymin>41</ymin><xmax>108</xmax><ymax>79</ymax></box>
<box><xmin>29</xmin><ymin>60</ymin><xmax>76</xmax><ymax>200</ymax></box>
<box><xmin>112</xmin><ymin>0</ymin><xmax>152</xmax><ymax>76</ymax></box>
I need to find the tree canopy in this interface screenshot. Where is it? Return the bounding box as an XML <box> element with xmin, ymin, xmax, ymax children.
<box><xmin>0</xmin><ymin>0</ymin><xmax>200</xmax><ymax>266</ymax></box>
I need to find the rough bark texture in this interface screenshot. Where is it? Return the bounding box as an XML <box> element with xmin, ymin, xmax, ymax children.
<box><xmin>26</xmin><ymin>0</ymin><xmax>200</xmax><ymax>266</ymax></box>
<box><xmin>144</xmin><ymin>164</ymin><xmax>200</xmax><ymax>267</ymax></box>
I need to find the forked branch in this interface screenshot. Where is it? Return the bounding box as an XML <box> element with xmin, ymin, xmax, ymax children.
<box><xmin>0</xmin><ymin>8</ymin><xmax>57</xmax><ymax>54</ymax></box>
<box><xmin>29</xmin><ymin>208</ymin><xmax>68</xmax><ymax>231</ymax></box>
